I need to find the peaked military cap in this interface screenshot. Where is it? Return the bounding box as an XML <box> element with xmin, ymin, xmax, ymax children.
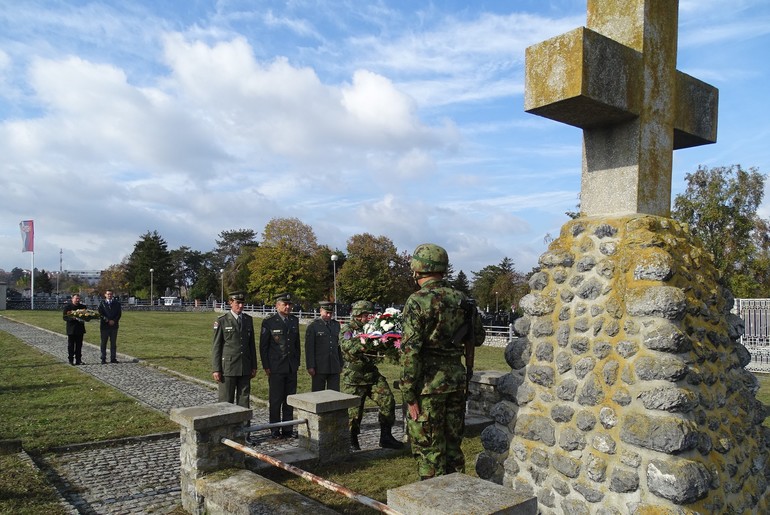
<box><xmin>275</xmin><ymin>292</ymin><xmax>293</xmax><ymax>303</ymax></box>
<box><xmin>319</xmin><ymin>301</ymin><xmax>334</xmax><ymax>312</ymax></box>
<box><xmin>228</xmin><ymin>291</ymin><xmax>245</xmax><ymax>301</ymax></box>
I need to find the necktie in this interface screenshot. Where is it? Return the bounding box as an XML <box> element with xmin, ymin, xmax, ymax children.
<box><xmin>237</xmin><ymin>316</ymin><xmax>242</xmax><ymax>330</ymax></box>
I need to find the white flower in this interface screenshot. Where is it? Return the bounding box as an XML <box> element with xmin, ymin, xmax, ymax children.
<box><xmin>380</xmin><ymin>321</ymin><xmax>394</xmax><ymax>332</ymax></box>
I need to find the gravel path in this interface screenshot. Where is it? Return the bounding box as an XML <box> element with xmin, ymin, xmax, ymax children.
<box><xmin>1</xmin><ymin>316</ymin><xmax>402</xmax><ymax>514</ymax></box>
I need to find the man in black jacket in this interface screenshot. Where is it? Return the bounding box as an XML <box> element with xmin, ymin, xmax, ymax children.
<box><xmin>98</xmin><ymin>290</ymin><xmax>122</xmax><ymax>364</ymax></box>
<box><xmin>63</xmin><ymin>293</ymin><xmax>87</xmax><ymax>365</ymax></box>
<box><xmin>260</xmin><ymin>292</ymin><xmax>301</xmax><ymax>438</ymax></box>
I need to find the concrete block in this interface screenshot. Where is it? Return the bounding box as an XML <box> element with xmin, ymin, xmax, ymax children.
<box><xmin>287</xmin><ymin>390</ymin><xmax>360</xmax><ymax>413</ymax></box>
<box><xmin>387</xmin><ymin>473</ymin><xmax>537</xmax><ymax>515</ymax></box>
<box><xmin>200</xmin><ymin>469</ymin><xmax>338</xmax><ymax>515</ymax></box>
<box><xmin>170</xmin><ymin>403</ymin><xmax>252</xmax><ymax>431</ymax></box>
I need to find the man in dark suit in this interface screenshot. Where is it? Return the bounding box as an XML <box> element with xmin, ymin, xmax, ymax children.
<box><xmin>260</xmin><ymin>292</ymin><xmax>301</xmax><ymax>438</ymax></box>
<box><xmin>305</xmin><ymin>301</ymin><xmax>342</xmax><ymax>391</ymax></box>
<box><xmin>98</xmin><ymin>289</ymin><xmax>122</xmax><ymax>364</ymax></box>
<box><xmin>62</xmin><ymin>293</ymin><xmax>87</xmax><ymax>365</ymax></box>
<box><xmin>211</xmin><ymin>291</ymin><xmax>258</xmax><ymax>408</ymax></box>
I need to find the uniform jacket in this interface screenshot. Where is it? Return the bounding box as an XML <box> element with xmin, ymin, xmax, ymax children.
<box><xmin>98</xmin><ymin>298</ymin><xmax>122</xmax><ymax>330</ymax></box>
<box><xmin>211</xmin><ymin>311</ymin><xmax>258</xmax><ymax>377</ymax></box>
<box><xmin>400</xmin><ymin>278</ymin><xmax>486</xmax><ymax>403</ymax></box>
<box><xmin>259</xmin><ymin>313</ymin><xmax>301</xmax><ymax>374</ymax></box>
<box><xmin>341</xmin><ymin>318</ymin><xmax>382</xmax><ymax>386</ymax></box>
<box><xmin>63</xmin><ymin>301</ymin><xmax>87</xmax><ymax>336</ymax></box>
<box><xmin>305</xmin><ymin>317</ymin><xmax>342</xmax><ymax>374</ymax></box>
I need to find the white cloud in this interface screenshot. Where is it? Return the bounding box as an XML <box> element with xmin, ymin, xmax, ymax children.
<box><xmin>1</xmin><ymin>0</ymin><xmax>768</xmax><ymax>280</ymax></box>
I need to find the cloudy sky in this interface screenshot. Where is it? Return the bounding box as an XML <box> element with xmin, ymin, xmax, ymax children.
<box><xmin>2</xmin><ymin>0</ymin><xmax>769</xmax><ymax>279</ymax></box>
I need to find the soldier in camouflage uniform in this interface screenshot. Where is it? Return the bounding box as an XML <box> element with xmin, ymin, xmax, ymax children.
<box><xmin>400</xmin><ymin>243</ymin><xmax>486</xmax><ymax>479</ymax></box>
<box><xmin>341</xmin><ymin>300</ymin><xmax>404</xmax><ymax>451</ymax></box>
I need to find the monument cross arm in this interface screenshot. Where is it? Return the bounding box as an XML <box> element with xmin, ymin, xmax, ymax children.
<box><xmin>524</xmin><ymin>0</ymin><xmax>718</xmax><ymax>217</ymax></box>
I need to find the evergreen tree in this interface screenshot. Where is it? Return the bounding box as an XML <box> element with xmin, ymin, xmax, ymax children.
<box><xmin>125</xmin><ymin>231</ymin><xmax>173</xmax><ymax>299</ymax></box>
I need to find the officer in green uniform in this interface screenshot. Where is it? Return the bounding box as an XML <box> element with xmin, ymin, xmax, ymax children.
<box><xmin>211</xmin><ymin>291</ymin><xmax>258</xmax><ymax>408</ymax></box>
<box><xmin>401</xmin><ymin>243</ymin><xmax>486</xmax><ymax>479</ymax></box>
<box><xmin>341</xmin><ymin>300</ymin><xmax>403</xmax><ymax>451</ymax></box>
<box><xmin>305</xmin><ymin>301</ymin><xmax>342</xmax><ymax>391</ymax></box>
<box><xmin>260</xmin><ymin>292</ymin><xmax>301</xmax><ymax>438</ymax></box>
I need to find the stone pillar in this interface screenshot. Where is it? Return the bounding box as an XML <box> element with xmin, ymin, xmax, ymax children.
<box><xmin>388</xmin><ymin>473</ymin><xmax>537</xmax><ymax>515</ymax></box>
<box><xmin>468</xmin><ymin>370</ymin><xmax>506</xmax><ymax>417</ymax></box>
<box><xmin>287</xmin><ymin>390</ymin><xmax>359</xmax><ymax>463</ymax></box>
<box><xmin>170</xmin><ymin>402</ymin><xmax>252</xmax><ymax>515</ymax></box>
<box><xmin>0</xmin><ymin>283</ymin><xmax>6</xmax><ymax>310</ymax></box>
<box><xmin>507</xmin><ymin>216</ymin><xmax>770</xmax><ymax>513</ymax></box>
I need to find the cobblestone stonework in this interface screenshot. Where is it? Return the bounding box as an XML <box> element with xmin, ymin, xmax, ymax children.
<box><xmin>483</xmin><ymin>215</ymin><xmax>770</xmax><ymax>513</ymax></box>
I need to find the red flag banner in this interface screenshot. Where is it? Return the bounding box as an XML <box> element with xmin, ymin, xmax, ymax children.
<box><xmin>20</xmin><ymin>220</ymin><xmax>34</xmax><ymax>253</ymax></box>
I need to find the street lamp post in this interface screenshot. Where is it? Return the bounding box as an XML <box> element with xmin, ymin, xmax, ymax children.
<box><xmin>330</xmin><ymin>254</ymin><xmax>338</xmax><ymax>317</ymax></box>
<box><xmin>495</xmin><ymin>291</ymin><xmax>499</xmax><ymax>313</ymax></box>
<box><xmin>220</xmin><ymin>268</ymin><xmax>225</xmax><ymax>310</ymax></box>
<box><xmin>150</xmin><ymin>268</ymin><xmax>154</xmax><ymax>309</ymax></box>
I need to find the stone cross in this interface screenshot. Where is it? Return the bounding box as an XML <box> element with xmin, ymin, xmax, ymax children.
<box><xmin>524</xmin><ymin>0</ymin><xmax>718</xmax><ymax>217</ymax></box>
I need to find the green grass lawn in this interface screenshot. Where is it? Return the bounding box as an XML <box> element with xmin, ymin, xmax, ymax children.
<box><xmin>0</xmin><ymin>310</ymin><xmax>506</xmax><ymax>514</ymax></box>
<box><xmin>0</xmin><ymin>328</ymin><xmax>178</xmax><ymax>515</ymax></box>
<box><xmin>4</xmin><ymin>309</ymin><xmax>770</xmax><ymax>514</ymax></box>
<box><xmin>1</xmin><ymin>310</ymin><xmax>511</xmax><ymax>403</ymax></box>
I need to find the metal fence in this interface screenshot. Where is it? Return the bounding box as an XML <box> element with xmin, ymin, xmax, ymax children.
<box><xmin>735</xmin><ymin>298</ymin><xmax>770</xmax><ymax>373</ymax></box>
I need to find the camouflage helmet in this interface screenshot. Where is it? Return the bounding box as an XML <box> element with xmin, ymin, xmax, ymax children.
<box><xmin>351</xmin><ymin>300</ymin><xmax>374</xmax><ymax>316</ymax></box>
<box><xmin>410</xmin><ymin>243</ymin><xmax>449</xmax><ymax>273</ymax></box>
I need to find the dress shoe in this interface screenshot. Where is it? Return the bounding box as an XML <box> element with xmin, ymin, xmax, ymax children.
<box><xmin>75</xmin><ymin>361</ymin><xmax>83</xmax><ymax>365</ymax></box>
<box><xmin>101</xmin><ymin>359</ymin><xmax>107</xmax><ymax>364</ymax></box>
<box><xmin>110</xmin><ymin>359</ymin><xmax>119</xmax><ymax>363</ymax></box>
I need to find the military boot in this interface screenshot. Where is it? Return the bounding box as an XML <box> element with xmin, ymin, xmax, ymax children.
<box><xmin>350</xmin><ymin>430</ymin><xmax>361</xmax><ymax>451</ymax></box>
<box><xmin>379</xmin><ymin>423</ymin><xmax>404</xmax><ymax>449</ymax></box>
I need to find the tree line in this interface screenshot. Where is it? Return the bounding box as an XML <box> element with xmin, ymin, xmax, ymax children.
<box><xmin>4</xmin><ymin>165</ymin><xmax>767</xmax><ymax>308</ymax></box>
<box><xmin>2</xmin><ymin>217</ymin><xmax>529</xmax><ymax>315</ymax></box>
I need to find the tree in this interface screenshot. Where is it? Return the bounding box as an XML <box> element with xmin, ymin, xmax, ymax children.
<box><xmin>389</xmin><ymin>250</ymin><xmax>417</xmax><ymax>305</ymax></box>
<box><xmin>169</xmin><ymin>247</ymin><xmax>213</xmax><ymax>299</ymax></box>
<box><xmin>96</xmin><ymin>261</ymin><xmax>129</xmax><ymax>295</ymax></box>
<box><xmin>262</xmin><ymin>218</ymin><xmax>318</xmax><ymax>254</ymax></box>
<box><xmin>214</xmin><ymin>229</ymin><xmax>258</xmax><ymax>269</ymax></box>
<box><xmin>189</xmin><ymin>263</ymin><xmax>220</xmax><ymax>303</ymax></box>
<box><xmin>125</xmin><ymin>231</ymin><xmax>173</xmax><ymax>298</ymax></box>
<box><xmin>672</xmin><ymin>164</ymin><xmax>770</xmax><ymax>297</ymax></box>
<box><xmin>35</xmin><ymin>269</ymin><xmax>53</xmax><ymax>294</ymax></box>
<box><xmin>247</xmin><ymin>218</ymin><xmax>326</xmax><ymax>306</ymax></box>
<box><xmin>337</xmin><ymin>233</ymin><xmax>410</xmax><ymax>307</ymax></box>
<box><xmin>471</xmin><ymin>257</ymin><xmax>528</xmax><ymax>314</ymax></box>
<box><xmin>248</xmin><ymin>242</ymin><xmax>324</xmax><ymax>306</ymax></box>
<box><xmin>451</xmin><ymin>270</ymin><xmax>471</xmax><ymax>296</ymax></box>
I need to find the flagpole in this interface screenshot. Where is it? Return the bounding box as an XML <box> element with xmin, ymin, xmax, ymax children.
<box><xmin>31</xmin><ymin>251</ymin><xmax>35</xmax><ymax>310</ymax></box>
<box><xmin>20</xmin><ymin>220</ymin><xmax>35</xmax><ymax>310</ymax></box>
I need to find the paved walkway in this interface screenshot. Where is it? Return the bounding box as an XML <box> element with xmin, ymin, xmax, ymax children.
<box><xmin>0</xmin><ymin>316</ymin><xmax>404</xmax><ymax>514</ymax></box>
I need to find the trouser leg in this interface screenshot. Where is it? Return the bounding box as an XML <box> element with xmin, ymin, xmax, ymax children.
<box><xmin>74</xmin><ymin>335</ymin><xmax>84</xmax><ymax>363</ymax></box>
<box><xmin>67</xmin><ymin>335</ymin><xmax>76</xmax><ymax>362</ymax></box>
<box><xmin>219</xmin><ymin>376</ymin><xmax>236</xmax><ymax>403</ymax></box>
<box><xmin>268</xmin><ymin>373</ymin><xmax>285</xmax><ymax>426</ymax></box>
<box><xmin>108</xmin><ymin>329</ymin><xmax>118</xmax><ymax>360</ymax></box>
<box><xmin>281</xmin><ymin>373</ymin><xmax>297</xmax><ymax>435</ymax></box>
<box><xmin>407</xmin><ymin>393</ymin><xmax>462</xmax><ymax>479</ymax></box>
<box><xmin>100</xmin><ymin>330</ymin><xmax>108</xmax><ymax>361</ymax></box>
<box><xmin>234</xmin><ymin>376</ymin><xmax>251</xmax><ymax>408</ymax></box>
<box><xmin>311</xmin><ymin>374</ymin><xmax>326</xmax><ymax>392</ymax></box>
<box><xmin>327</xmin><ymin>374</ymin><xmax>340</xmax><ymax>392</ymax></box>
